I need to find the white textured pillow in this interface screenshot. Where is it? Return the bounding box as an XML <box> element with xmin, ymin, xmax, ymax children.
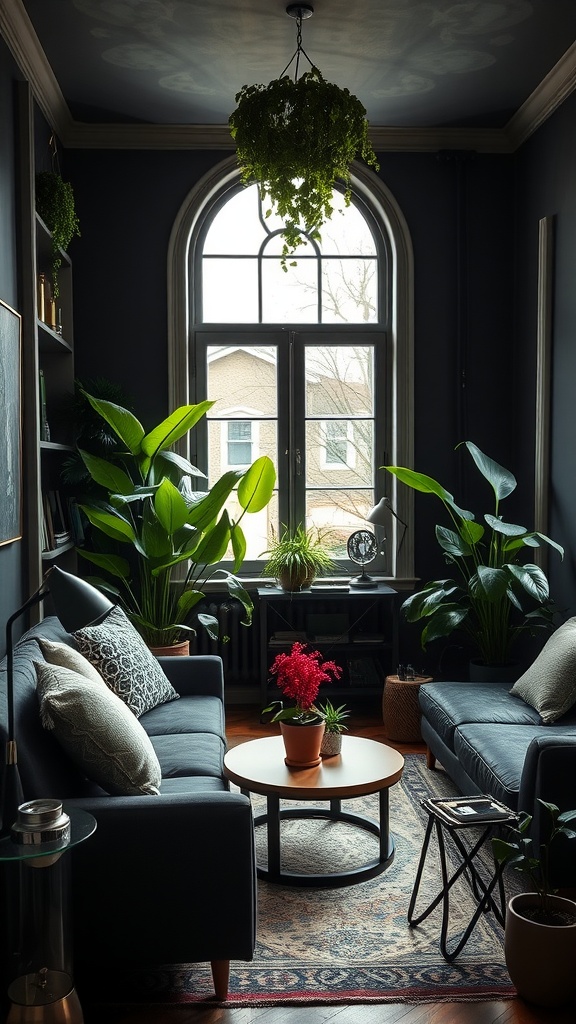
<box><xmin>37</xmin><ymin>637</ymin><xmax>103</xmax><ymax>683</ymax></box>
<box><xmin>35</xmin><ymin>662</ymin><xmax>162</xmax><ymax>796</ymax></box>
<box><xmin>73</xmin><ymin>605</ymin><xmax>179</xmax><ymax>717</ymax></box>
<box><xmin>510</xmin><ymin>617</ymin><xmax>576</xmax><ymax>723</ymax></box>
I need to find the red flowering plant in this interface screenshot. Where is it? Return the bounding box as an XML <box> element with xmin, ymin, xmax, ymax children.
<box><xmin>263</xmin><ymin>641</ymin><xmax>343</xmax><ymax>725</ymax></box>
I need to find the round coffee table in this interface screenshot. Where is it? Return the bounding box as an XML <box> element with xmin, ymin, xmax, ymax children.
<box><xmin>224</xmin><ymin>735</ymin><xmax>404</xmax><ymax>888</ymax></box>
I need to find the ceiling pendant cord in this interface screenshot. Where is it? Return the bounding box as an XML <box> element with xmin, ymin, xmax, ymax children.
<box><xmin>282</xmin><ymin>4</ymin><xmax>315</xmax><ymax>81</ymax></box>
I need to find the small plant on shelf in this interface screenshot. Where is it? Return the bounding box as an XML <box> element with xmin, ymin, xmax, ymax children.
<box><xmin>36</xmin><ymin>170</ymin><xmax>81</xmax><ymax>298</ymax></box>
<box><xmin>263</xmin><ymin>642</ymin><xmax>342</xmax><ymax>725</ymax></box>
<box><xmin>261</xmin><ymin>523</ymin><xmax>335</xmax><ymax>591</ymax></box>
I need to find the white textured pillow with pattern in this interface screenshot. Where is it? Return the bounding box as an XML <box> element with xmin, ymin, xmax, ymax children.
<box><xmin>73</xmin><ymin>605</ymin><xmax>179</xmax><ymax>717</ymax></box>
<box><xmin>510</xmin><ymin>617</ymin><xmax>576</xmax><ymax>723</ymax></box>
<box><xmin>35</xmin><ymin>661</ymin><xmax>162</xmax><ymax>795</ymax></box>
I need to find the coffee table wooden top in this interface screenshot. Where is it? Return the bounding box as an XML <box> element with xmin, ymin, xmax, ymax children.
<box><xmin>224</xmin><ymin>735</ymin><xmax>404</xmax><ymax>800</ymax></box>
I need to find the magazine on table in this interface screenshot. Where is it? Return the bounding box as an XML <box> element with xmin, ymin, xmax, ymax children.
<box><xmin>426</xmin><ymin>795</ymin><xmax>516</xmax><ymax>824</ymax></box>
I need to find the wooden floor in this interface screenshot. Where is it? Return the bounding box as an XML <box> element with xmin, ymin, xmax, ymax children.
<box><xmin>84</xmin><ymin>705</ymin><xmax>576</xmax><ymax>1024</ymax></box>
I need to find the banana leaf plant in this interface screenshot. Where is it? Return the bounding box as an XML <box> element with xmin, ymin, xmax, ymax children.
<box><xmin>76</xmin><ymin>392</ymin><xmax>276</xmax><ymax>648</ymax></box>
<box><xmin>384</xmin><ymin>441</ymin><xmax>564</xmax><ymax>667</ymax></box>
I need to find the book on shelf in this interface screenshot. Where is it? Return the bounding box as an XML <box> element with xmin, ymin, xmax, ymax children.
<box><xmin>269</xmin><ymin>630</ymin><xmax>307</xmax><ymax>645</ymax></box>
<box><xmin>352</xmin><ymin>633</ymin><xmax>385</xmax><ymax>644</ymax></box>
<box><xmin>39</xmin><ymin>368</ymin><xmax>50</xmax><ymax>441</ymax></box>
<box><xmin>67</xmin><ymin>498</ymin><xmax>85</xmax><ymax>545</ymax></box>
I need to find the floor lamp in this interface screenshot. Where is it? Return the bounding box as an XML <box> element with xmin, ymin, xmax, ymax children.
<box><xmin>1</xmin><ymin>566</ymin><xmax>114</xmax><ymax>839</ymax></box>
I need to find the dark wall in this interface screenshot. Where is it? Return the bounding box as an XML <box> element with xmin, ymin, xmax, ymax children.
<box><xmin>514</xmin><ymin>90</ymin><xmax>576</xmax><ymax>619</ymax></box>
<box><xmin>0</xmin><ymin>38</ymin><xmax>24</xmax><ymax>653</ymax></box>
<box><xmin>65</xmin><ymin>146</ymin><xmax>515</xmax><ymax>603</ymax></box>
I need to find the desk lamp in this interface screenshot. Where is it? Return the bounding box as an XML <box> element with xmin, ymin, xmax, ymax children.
<box><xmin>366</xmin><ymin>497</ymin><xmax>408</xmax><ymax>556</ymax></box>
<box><xmin>1</xmin><ymin>567</ymin><xmax>114</xmax><ymax>838</ymax></box>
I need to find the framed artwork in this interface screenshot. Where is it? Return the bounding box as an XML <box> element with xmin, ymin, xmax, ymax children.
<box><xmin>0</xmin><ymin>298</ymin><xmax>22</xmax><ymax>546</ymax></box>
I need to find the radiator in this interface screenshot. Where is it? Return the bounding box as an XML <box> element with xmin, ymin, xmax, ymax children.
<box><xmin>191</xmin><ymin>599</ymin><xmax>260</xmax><ymax>687</ymax></box>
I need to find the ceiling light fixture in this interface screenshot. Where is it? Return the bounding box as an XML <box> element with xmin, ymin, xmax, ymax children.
<box><xmin>229</xmin><ymin>4</ymin><xmax>379</xmax><ymax>268</ymax></box>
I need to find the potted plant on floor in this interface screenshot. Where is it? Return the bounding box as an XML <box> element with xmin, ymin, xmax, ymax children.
<box><xmin>76</xmin><ymin>391</ymin><xmax>275</xmax><ymax>652</ymax></box>
<box><xmin>263</xmin><ymin>642</ymin><xmax>343</xmax><ymax>767</ymax></box>
<box><xmin>262</xmin><ymin>523</ymin><xmax>335</xmax><ymax>591</ymax></box>
<box><xmin>384</xmin><ymin>442</ymin><xmax>564</xmax><ymax>678</ymax></box>
<box><xmin>492</xmin><ymin>800</ymin><xmax>576</xmax><ymax>1006</ymax></box>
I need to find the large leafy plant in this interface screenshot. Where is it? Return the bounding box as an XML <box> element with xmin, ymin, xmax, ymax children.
<box><xmin>229</xmin><ymin>67</ymin><xmax>379</xmax><ymax>266</ymax></box>
<box><xmin>385</xmin><ymin>442</ymin><xmax>564</xmax><ymax>666</ymax></box>
<box><xmin>76</xmin><ymin>392</ymin><xmax>275</xmax><ymax>647</ymax></box>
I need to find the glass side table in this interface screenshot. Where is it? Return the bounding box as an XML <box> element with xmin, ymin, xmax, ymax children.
<box><xmin>0</xmin><ymin>803</ymin><xmax>96</xmax><ymax>1024</ymax></box>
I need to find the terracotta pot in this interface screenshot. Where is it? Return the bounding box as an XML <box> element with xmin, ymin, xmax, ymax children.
<box><xmin>504</xmin><ymin>892</ymin><xmax>576</xmax><ymax>1006</ymax></box>
<box><xmin>279</xmin><ymin>721</ymin><xmax>325</xmax><ymax>768</ymax></box>
<box><xmin>320</xmin><ymin>730</ymin><xmax>342</xmax><ymax>757</ymax></box>
<box><xmin>277</xmin><ymin>568</ymin><xmax>314</xmax><ymax>592</ymax></box>
<box><xmin>148</xmin><ymin>640</ymin><xmax>190</xmax><ymax>658</ymax></box>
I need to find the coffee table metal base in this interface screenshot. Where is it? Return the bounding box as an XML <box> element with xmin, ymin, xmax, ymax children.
<box><xmin>251</xmin><ymin>790</ymin><xmax>394</xmax><ymax>888</ymax></box>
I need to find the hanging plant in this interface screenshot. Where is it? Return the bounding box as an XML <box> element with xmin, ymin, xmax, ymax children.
<box><xmin>36</xmin><ymin>171</ymin><xmax>81</xmax><ymax>297</ymax></box>
<box><xmin>229</xmin><ymin>4</ymin><xmax>379</xmax><ymax>270</ymax></box>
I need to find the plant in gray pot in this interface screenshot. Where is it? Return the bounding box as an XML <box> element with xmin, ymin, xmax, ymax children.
<box><xmin>317</xmin><ymin>700</ymin><xmax>350</xmax><ymax>757</ymax></box>
<box><xmin>492</xmin><ymin>800</ymin><xmax>576</xmax><ymax>1007</ymax></box>
<box><xmin>384</xmin><ymin>442</ymin><xmax>564</xmax><ymax>679</ymax></box>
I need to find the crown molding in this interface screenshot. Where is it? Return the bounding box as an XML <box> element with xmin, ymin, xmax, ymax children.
<box><xmin>1</xmin><ymin>0</ymin><xmax>74</xmax><ymax>144</ymax></box>
<box><xmin>505</xmin><ymin>39</ymin><xmax>576</xmax><ymax>149</ymax></box>
<box><xmin>2</xmin><ymin>0</ymin><xmax>575</xmax><ymax>155</ymax></box>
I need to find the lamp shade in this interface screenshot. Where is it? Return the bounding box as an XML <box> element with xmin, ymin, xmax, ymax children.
<box><xmin>48</xmin><ymin>567</ymin><xmax>114</xmax><ymax>633</ymax></box>
<box><xmin>366</xmin><ymin>498</ymin><xmax>389</xmax><ymax>528</ymax></box>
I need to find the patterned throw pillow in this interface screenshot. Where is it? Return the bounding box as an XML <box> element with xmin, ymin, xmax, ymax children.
<box><xmin>35</xmin><ymin>662</ymin><xmax>162</xmax><ymax>796</ymax></box>
<box><xmin>510</xmin><ymin>617</ymin><xmax>576</xmax><ymax>723</ymax></box>
<box><xmin>73</xmin><ymin>605</ymin><xmax>179</xmax><ymax>717</ymax></box>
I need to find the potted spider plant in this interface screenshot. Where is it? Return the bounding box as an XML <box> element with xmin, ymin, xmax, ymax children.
<box><xmin>492</xmin><ymin>800</ymin><xmax>576</xmax><ymax>1006</ymax></box>
<box><xmin>75</xmin><ymin>391</ymin><xmax>275</xmax><ymax>652</ymax></box>
<box><xmin>262</xmin><ymin>524</ymin><xmax>335</xmax><ymax>591</ymax></box>
<box><xmin>317</xmin><ymin>700</ymin><xmax>350</xmax><ymax>757</ymax></box>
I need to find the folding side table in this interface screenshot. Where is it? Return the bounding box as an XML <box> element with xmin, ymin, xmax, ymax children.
<box><xmin>407</xmin><ymin>795</ymin><xmax>517</xmax><ymax>961</ymax></box>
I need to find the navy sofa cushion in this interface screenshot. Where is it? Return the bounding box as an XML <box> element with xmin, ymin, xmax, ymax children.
<box><xmin>420</xmin><ymin>681</ymin><xmax>541</xmax><ymax>747</ymax></box>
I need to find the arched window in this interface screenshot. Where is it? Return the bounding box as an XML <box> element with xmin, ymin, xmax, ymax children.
<box><xmin>168</xmin><ymin>156</ymin><xmax>414</xmax><ymax>581</ymax></box>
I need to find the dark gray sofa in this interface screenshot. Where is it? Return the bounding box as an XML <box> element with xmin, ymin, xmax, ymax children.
<box><xmin>419</xmin><ymin>679</ymin><xmax>576</xmax><ymax>887</ymax></box>
<box><xmin>0</xmin><ymin>616</ymin><xmax>257</xmax><ymax>1000</ymax></box>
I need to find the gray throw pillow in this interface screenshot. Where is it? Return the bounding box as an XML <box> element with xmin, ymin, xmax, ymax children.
<box><xmin>73</xmin><ymin>605</ymin><xmax>179</xmax><ymax>717</ymax></box>
<box><xmin>37</xmin><ymin>637</ymin><xmax>104</xmax><ymax>683</ymax></box>
<box><xmin>510</xmin><ymin>617</ymin><xmax>576</xmax><ymax>723</ymax></box>
<box><xmin>35</xmin><ymin>661</ymin><xmax>162</xmax><ymax>795</ymax></box>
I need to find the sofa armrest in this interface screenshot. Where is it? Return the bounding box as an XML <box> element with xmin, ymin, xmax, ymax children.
<box><xmin>518</xmin><ymin>734</ymin><xmax>576</xmax><ymax>889</ymax></box>
<box><xmin>65</xmin><ymin>790</ymin><xmax>256</xmax><ymax>967</ymax></box>
<box><xmin>157</xmin><ymin>654</ymin><xmax>224</xmax><ymax>699</ymax></box>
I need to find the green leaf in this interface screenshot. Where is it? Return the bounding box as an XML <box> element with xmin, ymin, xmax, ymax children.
<box><xmin>230</xmin><ymin>521</ymin><xmax>247</xmax><ymax>572</ymax></box>
<box><xmin>156</xmin><ymin>449</ymin><xmax>207</xmax><ymax>479</ymax></box>
<box><xmin>175</xmin><ymin>589</ymin><xmax>204</xmax><ymax>620</ymax></box>
<box><xmin>78</xmin><ymin>449</ymin><xmax>134</xmax><ymax>495</ymax></box>
<box><xmin>532</xmin><ymin>532</ymin><xmax>565</xmax><ymax>559</ymax></box>
<box><xmin>141</xmin><ymin>402</ymin><xmax>214</xmax><ymax>457</ymax></box>
<box><xmin>197</xmin><ymin>612</ymin><xmax>220</xmax><ymax>640</ymax></box>
<box><xmin>82</xmin><ymin>393</ymin><xmax>145</xmax><ymax>455</ymax></box>
<box><xmin>507</xmin><ymin>563</ymin><xmax>549</xmax><ymax>603</ymax></box>
<box><xmin>237</xmin><ymin>455</ymin><xmax>276</xmax><ymax>512</ymax></box>
<box><xmin>154</xmin><ymin>478</ymin><xmax>189</xmax><ymax>535</ymax></box>
<box><xmin>485</xmin><ymin>514</ymin><xmax>527</xmax><ymax>537</ymax></box>
<box><xmin>462</xmin><ymin>441</ymin><xmax>516</xmax><ymax>501</ymax></box>
<box><xmin>421</xmin><ymin>606</ymin><xmax>468</xmax><ymax>645</ymax></box>
<box><xmin>384</xmin><ymin>465</ymin><xmax>473</xmax><ymax>519</ymax></box>
<box><xmin>402</xmin><ymin>581</ymin><xmax>459</xmax><ymax>622</ymax></box>
<box><xmin>187</xmin><ymin>472</ymin><xmax>242</xmax><ymax>530</ymax></box>
<box><xmin>191</xmin><ymin>512</ymin><xmax>231</xmax><ymax>565</ymax></box>
<box><xmin>224</xmin><ymin>574</ymin><xmax>253</xmax><ymax>625</ymax></box>
<box><xmin>76</xmin><ymin>549</ymin><xmax>130</xmax><ymax>579</ymax></box>
<box><xmin>436</xmin><ymin>525</ymin><xmax>473</xmax><ymax>558</ymax></box>
<box><xmin>471</xmin><ymin>565</ymin><xmax>509</xmax><ymax>601</ymax></box>
<box><xmin>79</xmin><ymin>504</ymin><xmax>137</xmax><ymax>545</ymax></box>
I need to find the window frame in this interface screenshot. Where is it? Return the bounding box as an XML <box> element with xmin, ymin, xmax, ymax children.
<box><xmin>167</xmin><ymin>155</ymin><xmax>414</xmax><ymax>582</ymax></box>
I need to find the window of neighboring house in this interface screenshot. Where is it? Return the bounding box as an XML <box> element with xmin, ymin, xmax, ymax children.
<box><xmin>227</xmin><ymin>420</ymin><xmax>252</xmax><ymax>466</ymax></box>
<box><xmin>322</xmin><ymin>420</ymin><xmax>356</xmax><ymax>469</ymax></box>
<box><xmin>168</xmin><ymin>157</ymin><xmax>414</xmax><ymax>580</ymax></box>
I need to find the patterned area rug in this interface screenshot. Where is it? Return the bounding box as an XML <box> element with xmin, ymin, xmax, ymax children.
<box><xmin>95</xmin><ymin>754</ymin><xmax>517</xmax><ymax>1007</ymax></box>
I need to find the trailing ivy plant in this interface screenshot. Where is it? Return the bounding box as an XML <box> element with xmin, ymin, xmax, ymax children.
<box><xmin>36</xmin><ymin>171</ymin><xmax>81</xmax><ymax>297</ymax></box>
<box><xmin>229</xmin><ymin>67</ymin><xmax>379</xmax><ymax>267</ymax></box>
